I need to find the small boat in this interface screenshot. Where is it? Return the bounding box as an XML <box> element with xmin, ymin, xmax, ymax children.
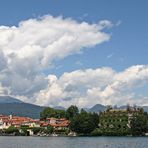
<box><xmin>68</xmin><ymin>132</ymin><xmax>77</xmax><ymax>136</ymax></box>
<box><xmin>51</xmin><ymin>133</ymin><xmax>58</xmax><ymax>137</ymax></box>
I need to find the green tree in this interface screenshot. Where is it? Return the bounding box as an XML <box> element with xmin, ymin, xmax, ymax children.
<box><xmin>106</xmin><ymin>105</ymin><xmax>112</xmax><ymax>112</ymax></box>
<box><xmin>32</xmin><ymin>127</ymin><xmax>44</xmax><ymax>135</ymax></box>
<box><xmin>55</xmin><ymin>110</ymin><xmax>66</xmax><ymax>118</ymax></box>
<box><xmin>40</xmin><ymin>107</ymin><xmax>66</xmax><ymax>120</ymax></box>
<box><xmin>91</xmin><ymin>128</ymin><xmax>102</xmax><ymax>136</ymax></box>
<box><xmin>130</xmin><ymin>113</ymin><xmax>148</xmax><ymax>136</ymax></box>
<box><xmin>40</xmin><ymin>107</ymin><xmax>56</xmax><ymax>120</ymax></box>
<box><xmin>91</xmin><ymin>112</ymin><xmax>99</xmax><ymax>127</ymax></box>
<box><xmin>70</xmin><ymin>110</ymin><xmax>98</xmax><ymax>135</ymax></box>
<box><xmin>46</xmin><ymin>126</ymin><xmax>54</xmax><ymax>134</ymax></box>
<box><xmin>66</xmin><ymin>105</ymin><xmax>79</xmax><ymax>120</ymax></box>
<box><xmin>5</xmin><ymin>126</ymin><xmax>19</xmax><ymax>135</ymax></box>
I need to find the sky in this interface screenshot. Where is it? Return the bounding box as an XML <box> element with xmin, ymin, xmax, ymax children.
<box><xmin>0</xmin><ymin>0</ymin><xmax>148</xmax><ymax>108</ymax></box>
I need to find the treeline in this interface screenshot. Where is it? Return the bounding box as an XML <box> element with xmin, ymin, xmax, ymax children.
<box><xmin>130</xmin><ymin>112</ymin><xmax>148</xmax><ymax>136</ymax></box>
<box><xmin>40</xmin><ymin>105</ymin><xmax>148</xmax><ymax>136</ymax></box>
<box><xmin>40</xmin><ymin>105</ymin><xmax>99</xmax><ymax>135</ymax></box>
<box><xmin>0</xmin><ymin>125</ymin><xmax>54</xmax><ymax>136</ymax></box>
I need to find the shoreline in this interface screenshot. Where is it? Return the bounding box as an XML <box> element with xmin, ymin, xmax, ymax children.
<box><xmin>0</xmin><ymin>135</ymin><xmax>148</xmax><ymax>137</ymax></box>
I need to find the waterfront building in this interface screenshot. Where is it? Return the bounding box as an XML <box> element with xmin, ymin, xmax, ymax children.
<box><xmin>99</xmin><ymin>107</ymin><xmax>143</xmax><ymax>135</ymax></box>
<box><xmin>46</xmin><ymin>118</ymin><xmax>70</xmax><ymax>130</ymax></box>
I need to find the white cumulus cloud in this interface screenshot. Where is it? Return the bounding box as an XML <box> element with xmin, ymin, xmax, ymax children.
<box><xmin>0</xmin><ymin>15</ymin><xmax>147</xmax><ymax>108</ymax></box>
<box><xmin>35</xmin><ymin>65</ymin><xmax>148</xmax><ymax>108</ymax></box>
<box><xmin>0</xmin><ymin>14</ymin><xmax>111</xmax><ymax>102</ymax></box>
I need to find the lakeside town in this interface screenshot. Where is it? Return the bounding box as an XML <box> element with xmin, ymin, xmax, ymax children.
<box><xmin>0</xmin><ymin>105</ymin><xmax>148</xmax><ymax>137</ymax></box>
<box><xmin>0</xmin><ymin>115</ymin><xmax>70</xmax><ymax>136</ymax></box>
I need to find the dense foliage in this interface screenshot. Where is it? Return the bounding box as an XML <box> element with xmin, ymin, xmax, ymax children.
<box><xmin>130</xmin><ymin>112</ymin><xmax>148</xmax><ymax>136</ymax></box>
<box><xmin>5</xmin><ymin>126</ymin><xmax>19</xmax><ymax>135</ymax></box>
<box><xmin>39</xmin><ymin>105</ymin><xmax>148</xmax><ymax>136</ymax></box>
<box><xmin>40</xmin><ymin>107</ymin><xmax>66</xmax><ymax>120</ymax></box>
<box><xmin>40</xmin><ymin>105</ymin><xmax>79</xmax><ymax>120</ymax></box>
<box><xmin>70</xmin><ymin>109</ymin><xmax>99</xmax><ymax>135</ymax></box>
<box><xmin>66</xmin><ymin>105</ymin><xmax>79</xmax><ymax>120</ymax></box>
<box><xmin>40</xmin><ymin>105</ymin><xmax>99</xmax><ymax>135</ymax></box>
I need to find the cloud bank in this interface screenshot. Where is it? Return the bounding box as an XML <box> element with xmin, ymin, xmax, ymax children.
<box><xmin>0</xmin><ymin>15</ymin><xmax>147</xmax><ymax>108</ymax></box>
<box><xmin>35</xmin><ymin>65</ymin><xmax>148</xmax><ymax>108</ymax></box>
<box><xmin>0</xmin><ymin>15</ymin><xmax>110</xmax><ymax>103</ymax></box>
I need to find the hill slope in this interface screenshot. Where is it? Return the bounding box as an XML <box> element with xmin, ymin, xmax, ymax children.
<box><xmin>0</xmin><ymin>95</ymin><xmax>23</xmax><ymax>103</ymax></box>
<box><xmin>89</xmin><ymin>104</ymin><xmax>106</xmax><ymax>112</ymax></box>
<box><xmin>0</xmin><ymin>103</ymin><xmax>45</xmax><ymax>119</ymax></box>
<box><xmin>89</xmin><ymin>104</ymin><xmax>148</xmax><ymax>113</ymax></box>
<box><xmin>0</xmin><ymin>96</ymin><xmax>45</xmax><ymax>119</ymax></box>
<box><xmin>0</xmin><ymin>96</ymin><xmax>148</xmax><ymax>118</ymax></box>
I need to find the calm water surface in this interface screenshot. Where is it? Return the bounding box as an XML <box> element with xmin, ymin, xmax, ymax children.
<box><xmin>0</xmin><ymin>136</ymin><xmax>148</xmax><ymax>148</ymax></box>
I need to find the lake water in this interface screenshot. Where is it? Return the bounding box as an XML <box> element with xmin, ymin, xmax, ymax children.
<box><xmin>0</xmin><ymin>136</ymin><xmax>148</xmax><ymax>148</ymax></box>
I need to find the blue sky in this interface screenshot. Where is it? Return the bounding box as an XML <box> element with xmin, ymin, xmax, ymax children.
<box><xmin>0</xmin><ymin>0</ymin><xmax>148</xmax><ymax>107</ymax></box>
<box><xmin>0</xmin><ymin>0</ymin><xmax>147</xmax><ymax>75</ymax></box>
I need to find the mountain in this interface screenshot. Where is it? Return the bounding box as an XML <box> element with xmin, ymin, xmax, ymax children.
<box><xmin>89</xmin><ymin>104</ymin><xmax>106</xmax><ymax>113</ymax></box>
<box><xmin>142</xmin><ymin>106</ymin><xmax>148</xmax><ymax>112</ymax></box>
<box><xmin>88</xmin><ymin>104</ymin><xmax>148</xmax><ymax>113</ymax></box>
<box><xmin>0</xmin><ymin>95</ymin><xmax>148</xmax><ymax>118</ymax></box>
<box><xmin>0</xmin><ymin>95</ymin><xmax>23</xmax><ymax>103</ymax></box>
<box><xmin>0</xmin><ymin>95</ymin><xmax>45</xmax><ymax>119</ymax></box>
<box><xmin>118</xmin><ymin>105</ymin><xmax>148</xmax><ymax>112</ymax></box>
<box><xmin>118</xmin><ymin>105</ymin><xmax>127</xmax><ymax>110</ymax></box>
<box><xmin>53</xmin><ymin>106</ymin><xmax>66</xmax><ymax>110</ymax></box>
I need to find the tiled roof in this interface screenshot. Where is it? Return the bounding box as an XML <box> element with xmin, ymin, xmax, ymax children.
<box><xmin>0</xmin><ymin>115</ymin><xmax>70</xmax><ymax>127</ymax></box>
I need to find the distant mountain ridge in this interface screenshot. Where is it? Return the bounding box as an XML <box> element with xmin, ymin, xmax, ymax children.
<box><xmin>0</xmin><ymin>96</ymin><xmax>66</xmax><ymax>119</ymax></box>
<box><xmin>0</xmin><ymin>95</ymin><xmax>23</xmax><ymax>103</ymax></box>
<box><xmin>0</xmin><ymin>95</ymin><xmax>45</xmax><ymax>119</ymax></box>
<box><xmin>53</xmin><ymin>106</ymin><xmax>66</xmax><ymax>110</ymax></box>
<box><xmin>0</xmin><ymin>95</ymin><xmax>148</xmax><ymax>118</ymax></box>
<box><xmin>88</xmin><ymin>104</ymin><xmax>148</xmax><ymax>113</ymax></box>
<box><xmin>88</xmin><ymin>104</ymin><xmax>106</xmax><ymax>112</ymax></box>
